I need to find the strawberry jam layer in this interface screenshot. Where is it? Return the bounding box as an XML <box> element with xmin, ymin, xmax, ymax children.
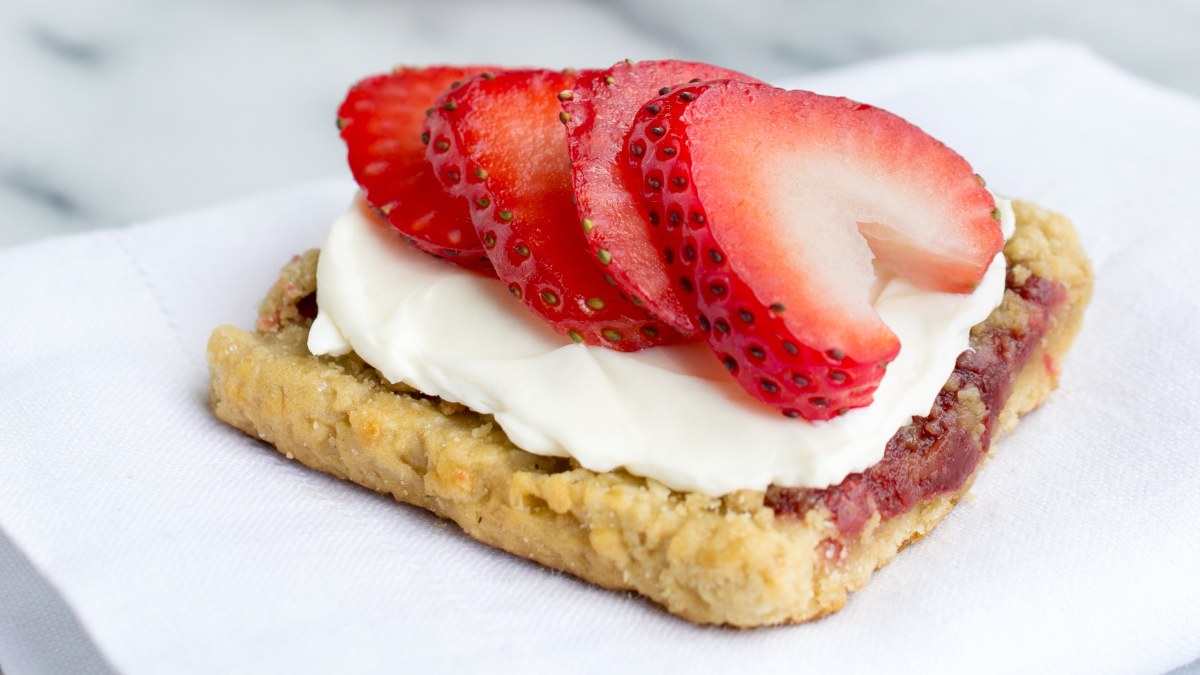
<box><xmin>765</xmin><ymin>272</ymin><xmax>1068</xmax><ymax>538</ymax></box>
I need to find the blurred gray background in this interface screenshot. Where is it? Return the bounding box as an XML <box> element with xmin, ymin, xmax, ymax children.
<box><xmin>0</xmin><ymin>0</ymin><xmax>1197</xmax><ymax>247</ymax></box>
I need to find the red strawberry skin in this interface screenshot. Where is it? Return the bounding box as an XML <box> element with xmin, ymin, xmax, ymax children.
<box><xmin>627</xmin><ymin>81</ymin><xmax>1002</xmax><ymax>420</ymax></box>
<box><xmin>338</xmin><ymin>66</ymin><xmax>494</xmax><ymax>273</ymax></box>
<box><xmin>423</xmin><ymin>69</ymin><xmax>688</xmax><ymax>351</ymax></box>
<box><xmin>560</xmin><ymin>60</ymin><xmax>759</xmax><ymax>336</ymax></box>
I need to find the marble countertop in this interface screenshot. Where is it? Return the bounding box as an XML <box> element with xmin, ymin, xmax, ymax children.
<box><xmin>1</xmin><ymin>0</ymin><xmax>1198</xmax><ymax>249</ymax></box>
<box><xmin>2</xmin><ymin>2</ymin><xmax>1199</xmax><ymax>674</ymax></box>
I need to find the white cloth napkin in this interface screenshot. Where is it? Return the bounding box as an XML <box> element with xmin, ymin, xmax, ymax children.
<box><xmin>2</xmin><ymin>40</ymin><xmax>1199</xmax><ymax>675</ymax></box>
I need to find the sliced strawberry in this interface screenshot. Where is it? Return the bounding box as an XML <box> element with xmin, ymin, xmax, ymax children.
<box><xmin>338</xmin><ymin>66</ymin><xmax>495</xmax><ymax>273</ymax></box>
<box><xmin>423</xmin><ymin>69</ymin><xmax>688</xmax><ymax>350</ymax></box>
<box><xmin>560</xmin><ymin>60</ymin><xmax>758</xmax><ymax>335</ymax></box>
<box><xmin>627</xmin><ymin>81</ymin><xmax>1003</xmax><ymax>420</ymax></box>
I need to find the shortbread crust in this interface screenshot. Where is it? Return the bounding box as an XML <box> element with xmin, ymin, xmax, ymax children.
<box><xmin>207</xmin><ymin>200</ymin><xmax>1091</xmax><ymax>626</ymax></box>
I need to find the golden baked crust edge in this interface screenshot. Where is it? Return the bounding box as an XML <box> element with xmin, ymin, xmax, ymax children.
<box><xmin>206</xmin><ymin>200</ymin><xmax>1092</xmax><ymax>627</ymax></box>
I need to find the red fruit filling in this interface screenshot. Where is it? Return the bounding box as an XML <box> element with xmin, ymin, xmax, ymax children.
<box><xmin>766</xmin><ymin>273</ymin><xmax>1068</xmax><ymax>538</ymax></box>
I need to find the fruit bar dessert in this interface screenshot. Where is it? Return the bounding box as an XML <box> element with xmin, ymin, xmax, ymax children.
<box><xmin>207</xmin><ymin>60</ymin><xmax>1091</xmax><ymax>626</ymax></box>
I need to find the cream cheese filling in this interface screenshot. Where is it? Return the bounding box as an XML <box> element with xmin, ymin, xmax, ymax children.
<box><xmin>309</xmin><ymin>197</ymin><xmax>1014</xmax><ymax>495</ymax></box>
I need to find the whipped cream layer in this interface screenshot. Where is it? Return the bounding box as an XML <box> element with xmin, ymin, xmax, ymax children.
<box><xmin>309</xmin><ymin>198</ymin><xmax>1014</xmax><ymax>495</ymax></box>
